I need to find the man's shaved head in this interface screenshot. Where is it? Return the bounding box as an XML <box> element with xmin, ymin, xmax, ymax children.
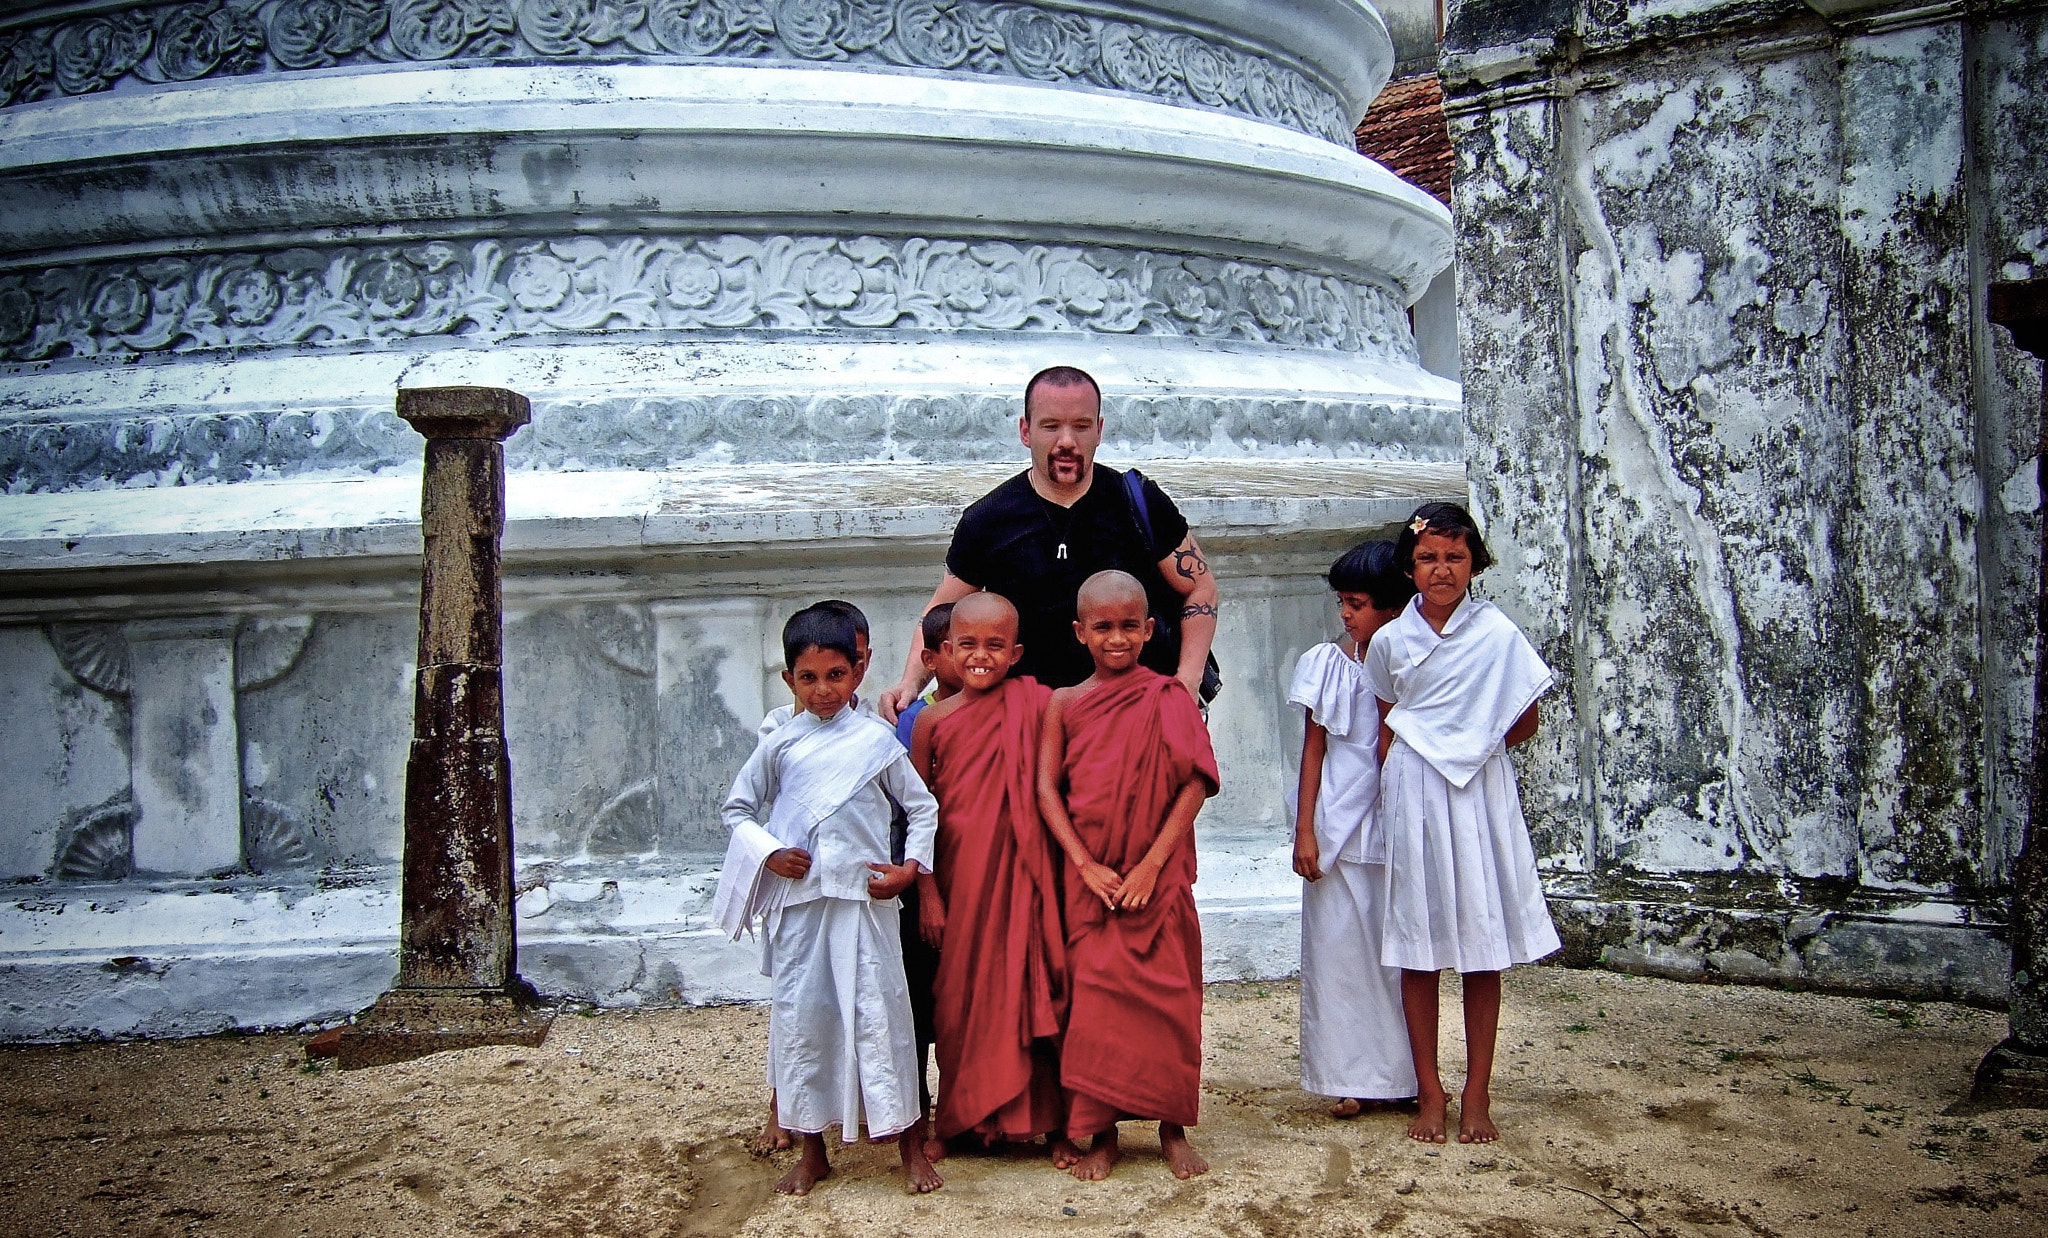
<box><xmin>1076</xmin><ymin>570</ymin><xmax>1148</xmax><ymax>616</ymax></box>
<box><xmin>951</xmin><ymin>590</ymin><xmax>1019</xmax><ymax>634</ymax></box>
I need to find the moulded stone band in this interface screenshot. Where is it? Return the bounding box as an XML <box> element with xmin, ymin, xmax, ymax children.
<box><xmin>0</xmin><ymin>392</ymin><xmax>1466</xmax><ymax>494</ymax></box>
<box><xmin>0</xmin><ymin>0</ymin><xmax>1378</xmax><ymax>145</ymax></box>
<box><xmin>0</xmin><ymin>65</ymin><xmax>1454</xmax><ymax>295</ymax></box>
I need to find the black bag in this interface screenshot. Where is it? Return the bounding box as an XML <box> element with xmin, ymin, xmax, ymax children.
<box><xmin>1121</xmin><ymin>468</ymin><xmax>1223</xmax><ymax>704</ymax></box>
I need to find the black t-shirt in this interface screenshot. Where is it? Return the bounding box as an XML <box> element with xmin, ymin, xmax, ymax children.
<box><xmin>946</xmin><ymin>466</ymin><xmax>1191</xmax><ymax>689</ymax></box>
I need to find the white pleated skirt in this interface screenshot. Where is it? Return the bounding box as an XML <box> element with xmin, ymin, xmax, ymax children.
<box><xmin>1299</xmin><ymin>858</ymin><xmax>1418</xmax><ymax>1099</ymax></box>
<box><xmin>768</xmin><ymin>897</ymin><xmax>920</xmax><ymax>1141</ymax></box>
<box><xmin>1378</xmin><ymin>740</ymin><xmax>1562</xmax><ymax>974</ymax></box>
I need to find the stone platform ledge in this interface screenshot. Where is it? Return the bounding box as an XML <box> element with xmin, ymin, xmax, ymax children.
<box><xmin>1545</xmin><ymin>872</ymin><xmax>2010</xmax><ymax>1007</ymax></box>
<box><xmin>3</xmin><ymin>852</ymin><xmax>2017</xmax><ymax>1040</ymax></box>
<box><xmin>0</xmin><ymin>845</ymin><xmax>1310</xmax><ymax>1042</ymax></box>
<box><xmin>0</xmin><ymin>459</ymin><xmax>1466</xmax><ymax>586</ymax></box>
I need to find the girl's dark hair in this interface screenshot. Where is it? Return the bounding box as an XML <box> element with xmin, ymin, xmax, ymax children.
<box><xmin>782</xmin><ymin>605</ymin><xmax>862</xmax><ymax>670</ymax></box>
<box><xmin>1395</xmin><ymin>502</ymin><xmax>1495</xmax><ymax>575</ymax></box>
<box><xmin>1327</xmin><ymin>540</ymin><xmax>1416</xmax><ymax>611</ymax></box>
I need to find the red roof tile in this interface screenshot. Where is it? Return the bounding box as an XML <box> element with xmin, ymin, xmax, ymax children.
<box><xmin>1355</xmin><ymin>73</ymin><xmax>1453</xmax><ymax>205</ymax></box>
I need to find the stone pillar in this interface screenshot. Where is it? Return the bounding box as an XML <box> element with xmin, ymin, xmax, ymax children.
<box><xmin>1976</xmin><ymin>279</ymin><xmax>2048</xmax><ymax>1104</ymax></box>
<box><xmin>334</xmin><ymin>386</ymin><xmax>550</xmax><ymax>1069</ymax></box>
<box><xmin>123</xmin><ymin>618</ymin><xmax>242</xmax><ymax>876</ymax></box>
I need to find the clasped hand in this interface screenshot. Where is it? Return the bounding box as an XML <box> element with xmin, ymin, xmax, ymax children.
<box><xmin>1078</xmin><ymin>857</ymin><xmax>1162</xmax><ymax>912</ymax></box>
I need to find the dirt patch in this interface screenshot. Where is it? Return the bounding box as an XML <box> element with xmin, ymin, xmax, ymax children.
<box><xmin>0</xmin><ymin>971</ymin><xmax>2042</xmax><ymax>1236</ymax></box>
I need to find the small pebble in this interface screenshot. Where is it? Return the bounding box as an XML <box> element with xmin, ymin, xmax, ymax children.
<box><xmin>1062</xmin><ymin>1206</ymin><xmax>1078</xmax><ymax>1217</ymax></box>
<box><xmin>1395</xmin><ymin>1179</ymin><xmax>1418</xmax><ymax>1195</ymax></box>
<box><xmin>1424</xmin><ymin>1150</ymin><xmax>1440</xmax><ymax>1157</ymax></box>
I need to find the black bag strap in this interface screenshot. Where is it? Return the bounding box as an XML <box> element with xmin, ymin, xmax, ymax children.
<box><xmin>1122</xmin><ymin>466</ymin><xmax>1155</xmax><ymax>551</ymax></box>
<box><xmin>1124</xmin><ymin>466</ymin><xmax>1222</xmax><ymax>704</ymax></box>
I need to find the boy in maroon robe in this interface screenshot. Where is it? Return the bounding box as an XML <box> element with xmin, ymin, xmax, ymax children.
<box><xmin>910</xmin><ymin>593</ymin><xmax>1070</xmax><ymax>1159</ymax></box>
<box><xmin>1037</xmin><ymin>571</ymin><xmax>1219</xmax><ymax>1181</ymax></box>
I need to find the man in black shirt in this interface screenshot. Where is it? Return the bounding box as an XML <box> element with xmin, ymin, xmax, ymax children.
<box><xmin>876</xmin><ymin>366</ymin><xmax>1220</xmax><ymax>718</ymax></box>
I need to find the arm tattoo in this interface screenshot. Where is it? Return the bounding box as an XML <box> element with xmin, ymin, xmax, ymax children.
<box><xmin>1171</xmin><ymin>546</ymin><xmax>1209</xmax><ymax>581</ymax></box>
<box><xmin>1181</xmin><ymin>603</ymin><xmax>1218</xmax><ymax>620</ymax></box>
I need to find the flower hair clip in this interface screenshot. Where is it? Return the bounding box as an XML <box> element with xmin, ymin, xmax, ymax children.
<box><xmin>1409</xmin><ymin>516</ymin><xmax>1430</xmax><ymax>535</ymax></box>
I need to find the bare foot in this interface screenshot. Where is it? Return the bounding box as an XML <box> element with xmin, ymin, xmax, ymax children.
<box><xmin>900</xmin><ymin>1130</ymin><xmax>944</xmax><ymax>1193</ymax></box>
<box><xmin>1329</xmin><ymin>1097</ymin><xmax>1365</xmax><ymax>1119</ymax></box>
<box><xmin>922</xmin><ymin>1136</ymin><xmax>949</xmax><ymax>1163</ymax></box>
<box><xmin>753</xmin><ymin>1099</ymin><xmax>793</xmax><ymax>1156</ymax></box>
<box><xmin>1070</xmin><ymin>1128</ymin><xmax>1119</xmax><ymax>1181</ymax></box>
<box><xmin>1407</xmin><ymin>1091</ymin><xmax>1449</xmax><ymax>1143</ymax></box>
<box><xmin>1050</xmin><ymin>1136</ymin><xmax>1084</xmax><ymax>1170</ymax></box>
<box><xmin>1458</xmin><ymin>1087</ymin><xmax>1498</xmax><ymax>1144</ymax></box>
<box><xmin>773</xmin><ymin>1135</ymin><xmax>830</xmax><ymax>1195</ymax></box>
<box><xmin>1159</xmin><ymin>1123</ymin><xmax>1208</xmax><ymax>1180</ymax></box>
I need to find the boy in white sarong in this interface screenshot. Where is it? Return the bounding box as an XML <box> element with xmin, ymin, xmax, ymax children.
<box><xmin>1366</xmin><ymin>502</ymin><xmax>1559</xmax><ymax>1146</ymax></box>
<box><xmin>750</xmin><ymin>599</ymin><xmax>896</xmax><ymax>1156</ymax></box>
<box><xmin>1289</xmin><ymin>540</ymin><xmax>1418</xmax><ymax>1117</ymax></box>
<box><xmin>713</xmin><ymin>605</ymin><xmax>945</xmax><ymax>1196</ymax></box>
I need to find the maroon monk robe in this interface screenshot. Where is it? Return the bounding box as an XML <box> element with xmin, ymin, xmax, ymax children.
<box><xmin>929</xmin><ymin>675</ymin><xmax>1068</xmax><ymax>1141</ymax></box>
<box><xmin>1057</xmin><ymin>668</ymin><xmax>1220</xmax><ymax>1139</ymax></box>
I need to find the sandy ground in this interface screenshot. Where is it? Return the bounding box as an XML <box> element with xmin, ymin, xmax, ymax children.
<box><xmin>0</xmin><ymin>968</ymin><xmax>2041</xmax><ymax>1238</ymax></box>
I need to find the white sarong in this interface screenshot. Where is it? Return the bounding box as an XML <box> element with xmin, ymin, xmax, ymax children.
<box><xmin>1290</xmin><ymin>642</ymin><xmax>1415</xmax><ymax>1097</ymax></box>
<box><xmin>767</xmin><ymin>897</ymin><xmax>921</xmax><ymax>1141</ymax></box>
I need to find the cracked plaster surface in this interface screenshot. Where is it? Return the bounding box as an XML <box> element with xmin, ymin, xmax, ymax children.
<box><xmin>1449</xmin><ymin>5</ymin><xmax>2046</xmax><ymax>906</ymax></box>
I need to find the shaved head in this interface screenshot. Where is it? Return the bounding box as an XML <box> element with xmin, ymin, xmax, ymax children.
<box><xmin>951</xmin><ymin>591</ymin><xmax>1019</xmax><ymax>634</ymax></box>
<box><xmin>1076</xmin><ymin>569</ymin><xmax>1147</xmax><ymax>617</ymax></box>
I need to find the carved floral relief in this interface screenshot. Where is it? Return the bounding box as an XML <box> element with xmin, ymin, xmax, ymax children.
<box><xmin>0</xmin><ymin>0</ymin><xmax>1353</xmax><ymax>143</ymax></box>
<box><xmin>0</xmin><ymin>233</ymin><xmax>1416</xmax><ymax>363</ymax></box>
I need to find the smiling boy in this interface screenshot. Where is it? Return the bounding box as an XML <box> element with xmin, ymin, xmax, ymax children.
<box><xmin>1037</xmin><ymin>571</ymin><xmax>1219</xmax><ymax>1181</ymax></box>
<box><xmin>908</xmin><ymin>592</ymin><xmax>1068</xmax><ymax>1160</ymax></box>
<box><xmin>712</xmin><ymin>605</ymin><xmax>945</xmax><ymax>1195</ymax></box>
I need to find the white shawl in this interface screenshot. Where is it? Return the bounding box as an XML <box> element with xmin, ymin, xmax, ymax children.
<box><xmin>1364</xmin><ymin>594</ymin><xmax>1552</xmax><ymax>789</ymax></box>
<box><xmin>711</xmin><ymin>706</ymin><xmax>908</xmax><ymax>940</ymax></box>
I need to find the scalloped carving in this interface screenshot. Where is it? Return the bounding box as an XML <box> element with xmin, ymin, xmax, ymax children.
<box><xmin>585</xmin><ymin>777</ymin><xmax>659</xmax><ymax>856</ymax></box>
<box><xmin>579</xmin><ymin>605</ymin><xmax>654</xmax><ymax>677</ymax></box>
<box><xmin>242</xmin><ymin>797</ymin><xmax>319</xmax><ymax>871</ymax></box>
<box><xmin>235</xmin><ymin>616</ymin><xmax>315</xmax><ymax>690</ymax></box>
<box><xmin>46</xmin><ymin>624</ymin><xmax>132</xmax><ymax>697</ymax></box>
<box><xmin>55</xmin><ymin>798</ymin><xmax>136</xmax><ymax>881</ymax></box>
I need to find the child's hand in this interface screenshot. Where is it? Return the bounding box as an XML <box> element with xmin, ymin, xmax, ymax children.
<box><xmin>1116</xmin><ymin>859</ymin><xmax>1161</xmax><ymax>910</ymax></box>
<box><xmin>1292</xmin><ymin>828</ymin><xmax>1323</xmax><ymax>882</ymax></box>
<box><xmin>919</xmin><ymin>889</ymin><xmax>947</xmax><ymax>947</ymax></box>
<box><xmin>1077</xmin><ymin>860</ymin><xmax>1123</xmax><ymax>909</ymax></box>
<box><xmin>765</xmin><ymin>848</ymin><xmax>812</xmax><ymax>879</ymax></box>
<box><xmin>867</xmin><ymin>860</ymin><xmax>917</xmax><ymax>900</ymax></box>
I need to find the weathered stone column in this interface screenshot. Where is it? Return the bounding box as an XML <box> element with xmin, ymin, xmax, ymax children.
<box><xmin>335</xmin><ymin>386</ymin><xmax>550</xmax><ymax>1068</ymax></box>
<box><xmin>1976</xmin><ymin>279</ymin><xmax>2048</xmax><ymax>1105</ymax></box>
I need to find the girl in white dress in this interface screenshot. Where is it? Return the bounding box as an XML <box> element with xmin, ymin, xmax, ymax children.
<box><xmin>1289</xmin><ymin>540</ymin><xmax>1418</xmax><ymax>1116</ymax></box>
<box><xmin>1364</xmin><ymin>502</ymin><xmax>1559</xmax><ymax>1146</ymax></box>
